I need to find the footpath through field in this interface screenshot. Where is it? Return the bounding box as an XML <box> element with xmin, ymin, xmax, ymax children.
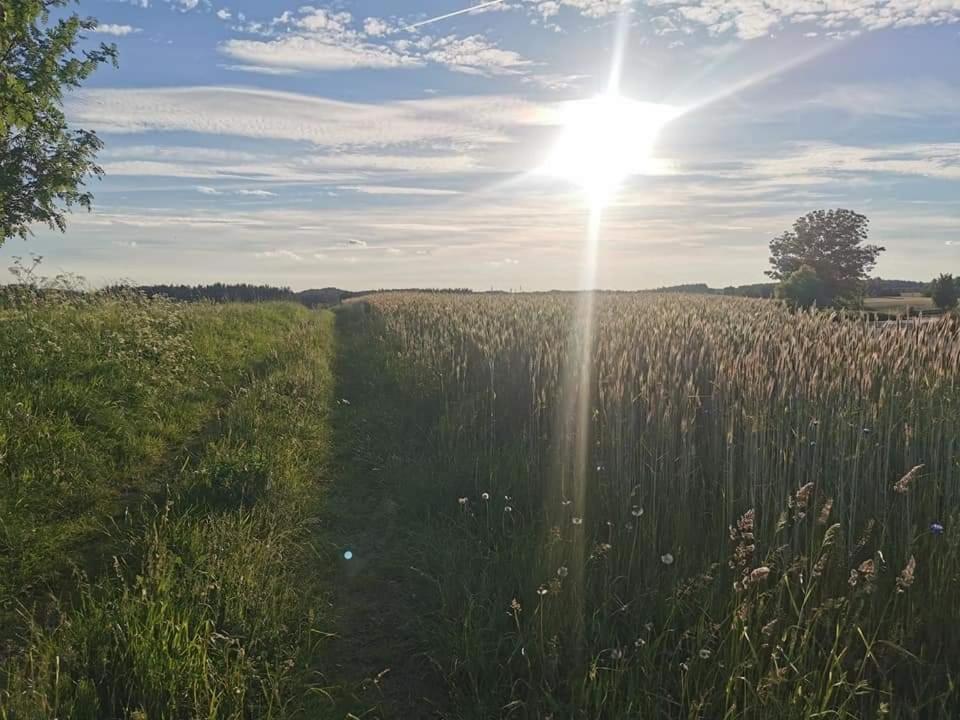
<box><xmin>318</xmin><ymin>305</ymin><xmax>452</xmax><ymax>719</ymax></box>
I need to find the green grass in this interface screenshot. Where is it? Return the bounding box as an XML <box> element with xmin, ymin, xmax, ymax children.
<box><xmin>1</xmin><ymin>294</ymin><xmax>341</xmax><ymax>718</ymax></box>
<box><xmin>0</xmin><ymin>293</ymin><xmax>313</xmax><ymax>619</ymax></box>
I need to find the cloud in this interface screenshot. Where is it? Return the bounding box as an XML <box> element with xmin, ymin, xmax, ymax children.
<box><xmin>196</xmin><ymin>185</ymin><xmax>278</xmax><ymax>197</ymax></box>
<box><xmin>338</xmin><ymin>185</ymin><xmax>461</xmax><ymax>195</ymax></box>
<box><xmin>651</xmin><ymin>0</ymin><xmax>960</xmax><ymax>40</ymax></box>
<box><xmin>531</xmin><ymin>0</ymin><xmax>625</xmax><ymax>20</ymax></box>
<box><xmin>738</xmin><ymin>142</ymin><xmax>960</xmax><ymax>183</ymax></box>
<box><xmin>68</xmin><ymin>87</ymin><xmax>551</xmax><ymax>149</ymax></box>
<box><xmin>216</xmin><ymin>8</ymin><xmax>231</xmax><ymax>20</ymax></box>
<box><xmin>423</xmin><ymin>35</ymin><xmax>533</xmax><ymax>75</ymax></box>
<box><xmin>96</xmin><ymin>149</ymin><xmax>479</xmax><ymax>184</ymax></box>
<box><xmin>805</xmin><ymin>80</ymin><xmax>960</xmax><ymax>119</ymax></box>
<box><xmin>221</xmin><ymin>7</ymin><xmax>419</xmax><ymax>71</ymax></box>
<box><xmin>523</xmin><ymin>72</ymin><xmax>589</xmax><ymax>90</ymax></box>
<box><xmin>237</xmin><ymin>189</ymin><xmax>277</xmax><ymax>197</ymax></box>
<box><xmin>217</xmin><ymin>6</ymin><xmax>533</xmax><ymax>76</ymax></box>
<box><xmin>347</xmin><ymin>239</ymin><xmax>368</xmax><ymax>247</ymax></box>
<box><xmin>218</xmin><ymin>64</ymin><xmax>300</xmax><ymax>76</ymax></box>
<box><xmin>168</xmin><ymin>0</ymin><xmax>201</xmax><ymax>11</ymax></box>
<box><xmin>221</xmin><ymin>35</ymin><xmax>421</xmax><ymax>71</ymax></box>
<box><xmin>255</xmin><ymin>249</ymin><xmax>303</xmax><ymax>261</ymax></box>
<box><xmin>363</xmin><ymin>17</ymin><xmax>393</xmax><ymax>36</ymax></box>
<box><xmin>91</xmin><ymin>24</ymin><xmax>141</xmax><ymax>36</ymax></box>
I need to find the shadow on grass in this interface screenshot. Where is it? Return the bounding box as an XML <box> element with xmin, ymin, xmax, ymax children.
<box><xmin>318</xmin><ymin>304</ymin><xmax>453</xmax><ymax>719</ymax></box>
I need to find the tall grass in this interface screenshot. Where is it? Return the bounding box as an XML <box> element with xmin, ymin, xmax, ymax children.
<box><xmin>0</xmin><ymin>291</ymin><xmax>310</xmax><ymax>620</ymax></box>
<box><xmin>360</xmin><ymin>292</ymin><xmax>960</xmax><ymax>718</ymax></box>
<box><xmin>1</xmin><ymin>296</ymin><xmax>338</xmax><ymax>718</ymax></box>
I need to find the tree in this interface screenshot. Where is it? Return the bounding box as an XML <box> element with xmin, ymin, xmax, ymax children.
<box><xmin>767</xmin><ymin>209</ymin><xmax>885</xmax><ymax>306</ymax></box>
<box><xmin>775</xmin><ymin>264</ymin><xmax>829</xmax><ymax>309</ymax></box>
<box><xmin>930</xmin><ymin>274</ymin><xmax>958</xmax><ymax>311</ymax></box>
<box><xmin>0</xmin><ymin>1</ymin><xmax>117</xmax><ymax>246</ymax></box>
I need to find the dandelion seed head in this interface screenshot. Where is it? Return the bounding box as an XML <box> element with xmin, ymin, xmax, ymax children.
<box><xmin>699</xmin><ymin>648</ymin><xmax>711</xmax><ymax>659</ymax></box>
<box><xmin>481</xmin><ymin>492</ymin><xmax>490</xmax><ymax>501</ymax></box>
<box><xmin>458</xmin><ymin>497</ymin><xmax>468</xmax><ymax>505</ymax></box>
<box><xmin>537</xmin><ymin>585</ymin><xmax>549</xmax><ymax>596</ymax></box>
<box><xmin>631</xmin><ymin>505</ymin><xmax>644</xmax><ymax>517</ymax></box>
<box><xmin>572</xmin><ymin>517</ymin><xmax>583</xmax><ymax>525</ymax></box>
<box><xmin>504</xmin><ymin>505</ymin><xmax>513</xmax><ymax>513</ymax></box>
<box><xmin>343</xmin><ymin>550</ymin><xmax>353</xmax><ymax>560</ymax></box>
<box><xmin>557</xmin><ymin>565</ymin><xmax>569</xmax><ymax>578</ymax></box>
<box><xmin>931</xmin><ymin>522</ymin><xmax>944</xmax><ymax>535</ymax></box>
<box><xmin>661</xmin><ymin>553</ymin><xmax>674</xmax><ymax>565</ymax></box>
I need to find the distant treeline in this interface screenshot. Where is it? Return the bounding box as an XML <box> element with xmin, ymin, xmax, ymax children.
<box><xmin>135</xmin><ymin>284</ymin><xmax>474</xmax><ymax>306</ymax></box>
<box><xmin>653</xmin><ymin>278</ymin><xmax>930</xmax><ymax>299</ymax></box>
<box><xmin>650</xmin><ymin>282</ymin><xmax>777</xmax><ymax>298</ymax></box>
<box><xmin>137</xmin><ymin>283</ymin><xmax>297</xmax><ymax>303</ymax></box>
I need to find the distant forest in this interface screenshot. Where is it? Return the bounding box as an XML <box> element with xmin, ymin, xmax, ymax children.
<box><xmin>654</xmin><ymin>278</ymin><xmax>930</xmax><ymax>298</ymax></box>
<box><xmin>136</xmin><ymin>284</ymin><xmax>475</xmax><ymax>306</ymax></box>
<box><xmin>130</xmin><ymin>279</ymin><xmax>931</xmax><ymax>306</ymax></box>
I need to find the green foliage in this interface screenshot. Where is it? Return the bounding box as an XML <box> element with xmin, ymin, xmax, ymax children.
<box><xmin>930</xmin><ymin>273</ymin><xmax>958</xmax><ymax>311</ymax></box>
<box><xmin>0</xmin><ymin>0</ymin><xmax>117</xmax><ymax>243</ymax></box>
<box><xmin>775</xmin><ymin>263</ymin><xmax>829</xmax><ymax>308</ymax></box>
<box><xmin>767</xmin><ymin>209</ymin><xmax>885</xmax><ymax>306</ymax></box>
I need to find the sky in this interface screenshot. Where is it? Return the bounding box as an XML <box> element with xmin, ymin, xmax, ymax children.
<box><xmin>4</xmin><ymin>0</ymin><xmax>959</xmax><ymax>291</ymax></box>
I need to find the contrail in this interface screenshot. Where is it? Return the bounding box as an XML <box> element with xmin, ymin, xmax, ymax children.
<box><xmin>405</xmin><ymin>0</ymin><xmax>506</xmax><ymax>31</ymax></box>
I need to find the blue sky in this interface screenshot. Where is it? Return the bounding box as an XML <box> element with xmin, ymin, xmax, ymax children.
<box><xmin>5</xmin><ymin>0</ymin><xmax>959</xmax><ymax>290</ymax></box>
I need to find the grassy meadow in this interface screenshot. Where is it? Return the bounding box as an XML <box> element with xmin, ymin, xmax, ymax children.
<box><xmin>2</xmin><ymin>288</ymin><xmax>960</xmax><ymax>719</ymax></box>
<box><xmin>1</xmin><ymin>292</ymin><xmax>342</xmax><ymax>718</ymax></box>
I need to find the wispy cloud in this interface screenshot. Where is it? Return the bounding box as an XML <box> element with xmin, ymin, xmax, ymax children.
<box><xmin>68</xmin><ymin>87</ymin><xmax>552</xmax><ymax>148</ymax></box>
<box><xmin>221</xmin><ymin>35</ymin><xmax>421</xmax><ymax>71</ymax></box>
<box><xmin>255</xmin><ymin>249</ymin><xmax>303</xmax><ymax>261</ymax></box>
<box><xmin>218</xmin><ymin>64</ymin><xmax>300</xmax><ymax>76</ymax></box>
<box><xmin>91</xmin><ymin>23</ymin><xmax>141</xmax><ymax>36</ymax></box>
<box><xmin>196</xmin><ymin>185</ymin><xmax>278</xmax><ymax>197</ymax></box>
<box><xmin>339</xmin><ymin>185</ymin><xmax>461</xmax><ymax>195</ymax></box>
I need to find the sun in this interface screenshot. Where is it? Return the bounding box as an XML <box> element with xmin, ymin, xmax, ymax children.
<box><xmin>540</xmin><ymin>94</ymin><xmax>679</xmax><ymax>206</ymax></box>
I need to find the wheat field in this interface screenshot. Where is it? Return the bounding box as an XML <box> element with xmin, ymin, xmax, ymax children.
<box><xmin>361</xmin><ymin>291</ymin><xmax>960</xmax><ymax>718</ymax></box>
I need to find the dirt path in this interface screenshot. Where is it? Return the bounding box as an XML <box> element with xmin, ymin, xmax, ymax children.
<box><xmin>320</xmin><ymin>306</ymin><xmax>452</xmax><ymax>719</ymax></box>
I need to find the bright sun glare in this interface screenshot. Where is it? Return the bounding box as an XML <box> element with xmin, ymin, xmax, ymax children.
<box><xmin>541</xmin><ymin>94</ymin><xmax>679</xmax><ymax>206</ymax></box>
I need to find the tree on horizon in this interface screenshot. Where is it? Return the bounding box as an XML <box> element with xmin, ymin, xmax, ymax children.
<box><xmin>768</xmin><ymin>209</ymin><xmax>885</xmax><ymax>307</ymax></box>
